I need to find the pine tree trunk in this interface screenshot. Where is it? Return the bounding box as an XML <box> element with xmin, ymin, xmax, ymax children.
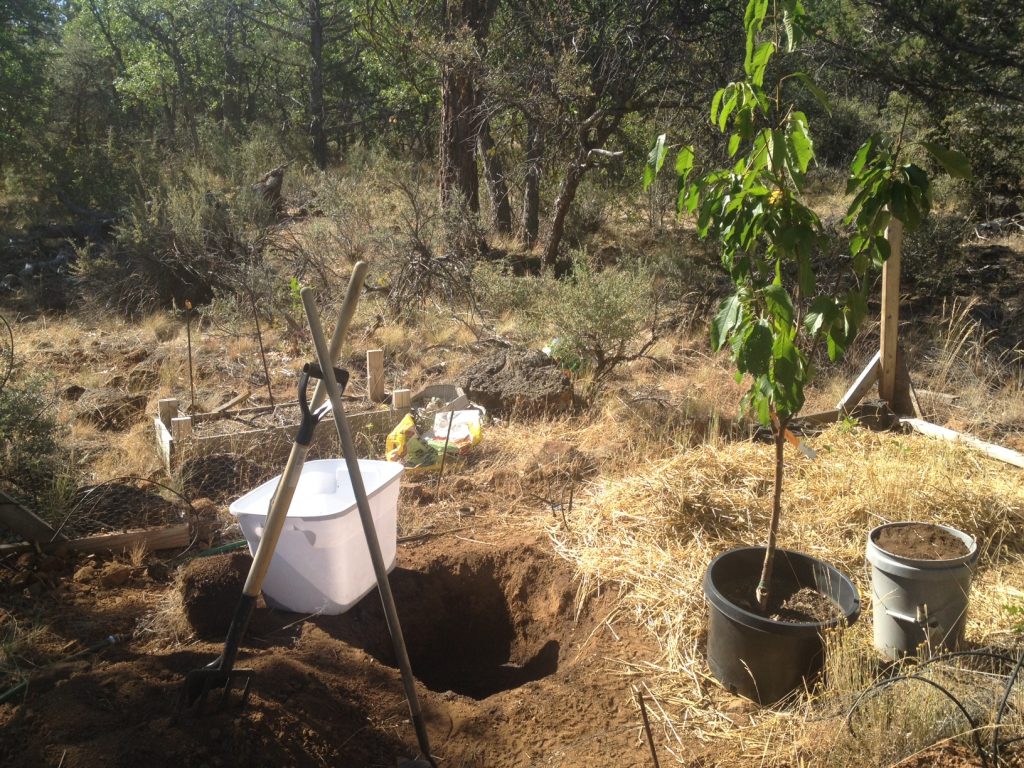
<box><xmin>521</xmin><ymin>117</ymin><xmax>542</xmax><ymax>249</ymax></box>
<box><xmin>438</xmin><ymin>0</ymin><xmax>496</xmax><ymax>215</ymax></box>
<box><xmin>478</xmin><ymin>114</ymin><xmax>512</xmax><ymax>234</ymax></box>
<box><xmin>308</xmin><ymin>0</ymin><xmax>328</xmax><ymax>170</ymax></box>
<box><xmin>439</xmin><ymin>63</ymin><xmax>479</xmax><ymax>213</ymax></box>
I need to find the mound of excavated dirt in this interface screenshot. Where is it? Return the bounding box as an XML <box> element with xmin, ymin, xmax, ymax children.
<box><xmin>0</xmin><ymin>535</ymin><xmax>658</xmax><ymax>767</ymax></box>
<box><xmin>178</xmin><ymin>552</ymin><xmax>251</xmax><ymax>638</ymax></box>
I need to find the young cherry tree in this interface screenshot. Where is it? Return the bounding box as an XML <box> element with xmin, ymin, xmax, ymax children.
<box><xmin>647</xmin><ymin>0</ymin><xmax>969</xmax><ymax>612</ymax></box>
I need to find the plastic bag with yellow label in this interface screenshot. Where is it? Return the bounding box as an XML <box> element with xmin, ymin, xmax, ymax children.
<box><xmin>386</xmin><ymin>410</ymin><xmax>482</xmax><ymax>472</ymax></box>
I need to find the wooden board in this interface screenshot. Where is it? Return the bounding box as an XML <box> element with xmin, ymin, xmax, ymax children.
<box><xmin>0</xmin><ymin>490</ymin><xmax>66</xmax><ymax>544</ymax></box>
<box><xmin>901</xmin><ymin>418</ymin><xmax>1024</xmax><ymax>469</ymax></box>
<box><xmin>879</xmin><ymin>219</ymin><xmax>904</xmax><ymax>406</ymax></box>
<box><xmin>0</xmin><ymin>522</ymin><xmax>190</xmax><ymax>556</ymax></box>
<box><xmin>838</xmin><ymin>351</ymin><xmax>881</xmax><ymax>413</ymax></box>
<box><xmin>153</xmin><ymin>406</ymin><xmax>405</xmax><ymax>472</ymax></box>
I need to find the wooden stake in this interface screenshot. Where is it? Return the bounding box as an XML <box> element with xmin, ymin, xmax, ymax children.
<box><xmin>367</xmin><ymin>349</ymin><xmax>385</xmax><ymax>402</ymax></box>
<box><xmin>392</xmin><ymin>388</ymin><xmax>412</xmax><ymax>413</ymax></box>
<box><xmin>838</xmin><ymin>351</ymin><xmax>881</xmax><ymax>413</ymax></box>
<box><xmin>879</xmin><ymin>219</ymin><xmax>903</xmax><ymax>407</ymax></box>
<box><xmin>157</xmin><ymin>398</ymin><xmax>179</xmax><ymax>429</ymax></box>
<box><xmin>171</xmin><ymin>416</ymin><xmax>193</xmax><ymax>444</ymax></box>
<box><xmin>185</xmin><ymin>300</ymin><xmax>196</xmax><ymax>412</ymax></box>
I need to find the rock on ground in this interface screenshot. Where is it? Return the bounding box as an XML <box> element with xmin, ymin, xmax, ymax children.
<box><xmin>460</xmin><ymin>349</ymin><xmax>572</xmax><ymax>416</ymax></box>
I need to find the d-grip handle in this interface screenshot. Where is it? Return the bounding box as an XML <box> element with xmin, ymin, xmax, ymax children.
<box><xmin>295</xmin><ymin>363</ymin><xmax>349</xmax><ymax>446</ymax></box>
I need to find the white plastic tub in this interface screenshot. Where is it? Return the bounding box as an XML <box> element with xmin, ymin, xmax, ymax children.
<box><xmin>229</xmin><ymin>459</ymin><xmax>403</xmax><ymax>614</ymax></box>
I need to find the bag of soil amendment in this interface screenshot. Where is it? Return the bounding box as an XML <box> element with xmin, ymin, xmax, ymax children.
<box><xmin>386</xmin><ymin>410</ymin><xmax>482</xmax><ymax>472</ymax></box>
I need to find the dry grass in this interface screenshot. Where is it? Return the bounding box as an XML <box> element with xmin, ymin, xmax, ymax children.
<box><xmin>0</xmin><ymin>609</ymin><xmax>60</xmax><ymax>691</ymax></box>
<box><xmin>550</xmin><ymin>420</ymin><xmax>1024</xmax><ymax>765</ymax></box>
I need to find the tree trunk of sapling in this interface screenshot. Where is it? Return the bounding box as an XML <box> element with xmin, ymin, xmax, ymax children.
<box><xmin>756</xmin><ymin>416</ymin><xmax>788</xmax><ymax>613</ymax></box>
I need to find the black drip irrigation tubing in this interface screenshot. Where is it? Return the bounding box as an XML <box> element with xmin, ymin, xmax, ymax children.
<box><xmin>845</xmin><ymin>648</ymin><xmax>1024</xmax><ymax>767</ymax></box>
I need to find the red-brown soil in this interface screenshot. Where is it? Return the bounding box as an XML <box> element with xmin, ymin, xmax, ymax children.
<box><xmin>0</xmin><ymin>534</ymin><xmax>662</xmax><ymax>767</ymax></box>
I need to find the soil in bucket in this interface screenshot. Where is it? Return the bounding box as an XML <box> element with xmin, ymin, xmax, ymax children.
<box><xmin>873</xmin><ymin>522</ymin><xmax>970</xmax><ymax>560</ymax></box>
<box><xmin>719</xmin><ymin>571</ymin><xmax>842</xmax><ymax>623</ymax></box>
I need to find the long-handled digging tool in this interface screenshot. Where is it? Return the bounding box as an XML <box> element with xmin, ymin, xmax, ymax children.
<box><xmin>301</xmin><ymin>286</ymin><xmax>437</xmax><ymax>768</ymax></box>
<box><xmin>180</xmin><ymin>360</ymin><xmax>349</xmax><ymax>712</ymax></box>
<box><xmin>179</xmin><ymin>264</ymin><xmax>367</xmax><ymax>713</ymax></box>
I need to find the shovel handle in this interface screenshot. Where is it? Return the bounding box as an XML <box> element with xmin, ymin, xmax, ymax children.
<box><xmin>240</xmin><ymin>264</ymin><xmax>366</xmax><ymax>601</ymax></box>
<box><xmin>300</xmin><ymin>287</ymin><xmax>436</xmax><ymax>766</ymax></box>
<box><xmin>310</xmin><ymin>262</ymin><xmax>368</xmax><ymax>410</ymax></box>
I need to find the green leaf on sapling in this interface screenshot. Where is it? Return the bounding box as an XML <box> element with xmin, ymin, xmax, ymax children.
<box><xmin>792</xmin><ymin>72</ymin><xmax>831</xmax><ymax>114</ymax></box>
<box><xmin>920</xmin><ymin>142</ymin><xmax>972</xmax><ymax>179</ymax></box>
<box><xmin>710</xmin><ymin>293</ymin><xmax>743</xmax><ymax>351</ymax></box>
<box><xmin>643</xmin><ymin>133</ymin><xmax>668</xmax><ymax>192</ymax></box>
<box><xmin>763</xmin><ymin>282</ymin><xmax>794</xmax><ymax>327</ymax></box>
<box><xmin>738</xmin><ymin>320</ymin><xmax>773</xmax><ymax>375</ymax></box>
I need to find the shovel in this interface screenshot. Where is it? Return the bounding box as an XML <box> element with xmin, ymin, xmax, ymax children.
<box><xmin>301</xmin><ymin>286</ymin><xmax>437</xmax><ymax>767</ymax></box>
<box><xmin>179</xmin><ymin>359</ymin><xmax>349</xmax><ymax>712</ymax></box>
<box><xmin>179</xmin><ymin>264</ymin><xmax>366</xmax><ymax>713</ymax></box>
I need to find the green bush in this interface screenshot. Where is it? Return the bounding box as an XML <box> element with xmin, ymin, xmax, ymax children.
<box><xmin>75</xmin><ymin>162</ymin><xmax>278</xmax><ymax>317</ymax></box>
<box><xmin>471</xmin><ymin>260</ymin><xmax>540</xmax><ymax>317</ymax></box>
<box><xmin>533</xmin><ymin>255</ymin><xmax>660</xmax><ymax>397</ymax></box>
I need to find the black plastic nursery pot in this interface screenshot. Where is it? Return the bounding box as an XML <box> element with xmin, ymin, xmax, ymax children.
<box><xmin>703</xmin><ymin>547</ymin><xmax>861</xmax><ymax>704</ymax></box>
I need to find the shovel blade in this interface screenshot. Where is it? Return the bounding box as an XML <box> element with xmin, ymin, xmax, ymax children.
<box><xmin>180</xmin><ymin>666</ymin><xmax>253</xmax><ymax>715</ymax></box>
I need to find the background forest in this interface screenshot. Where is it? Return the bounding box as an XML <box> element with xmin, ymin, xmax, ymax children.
<box><xmin>3</xmin><ymin>4</ymin><xmax>1024</xmax><ymax>767</ymax></box>
<box><xmin>2</xmin><ymin>1</ymin><xmax>1023</xmax><ymax>282</ymax></box>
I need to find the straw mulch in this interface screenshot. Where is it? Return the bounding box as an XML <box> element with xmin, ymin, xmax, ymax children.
<box><xmin>550</xmin><ymin>424</ymin><xmax>1024</xmax><ymax>765</ymax></box>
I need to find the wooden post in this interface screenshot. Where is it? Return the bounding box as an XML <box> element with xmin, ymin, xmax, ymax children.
<box><xmin>392</xmin><ymin>388</ymin><xmax>412</xmax><ymax>414</ymax></box>
<box><xmin>837</xmin><ymin>351</ymin><xmax>881</xmax><ymax>414</ymax></box>
<box><xmin>170</xmin><ymin>416</ymin><xmax>193</xmax><ymax>444</ymax></box>
<box><xmin>158</xmin><ymin>398</ymin><xmax>179</xmax><ymax>429</ymax></box>
<box><xmin>367</xmin><ymin>349</ymin><xmax>385</xmax><ymax>403</ymax></box>
<box><xmin>879</xmin><ymin>218</ymin><xmax>904</xmax><ymax>407</ymax></box>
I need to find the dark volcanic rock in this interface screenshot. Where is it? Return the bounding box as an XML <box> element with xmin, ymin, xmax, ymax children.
<box><xmin>460</xmin><ymin>349</ymin><xmax>572</xmax><ymax>416</ymax></box>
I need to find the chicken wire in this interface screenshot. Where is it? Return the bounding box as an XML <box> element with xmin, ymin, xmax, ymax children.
<box><xmin>49</xmin><ymin>477</ymin><xmax>195</xmax><ymax>540</ymax></box>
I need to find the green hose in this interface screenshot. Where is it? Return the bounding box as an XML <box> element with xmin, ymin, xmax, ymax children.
<box><xmin>194</xmin><ymin>540</ymin><xmax>248</xmax><ymax>558</ymax></box>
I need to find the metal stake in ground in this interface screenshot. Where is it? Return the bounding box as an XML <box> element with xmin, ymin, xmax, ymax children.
<box><xmin>247</xmin><ymin>285</ymin><xmax>275</xmax><ymax>407</ymax></box>
<box><xmin>434</xmin><ymin>406</ymin><xmax>457</xmax><ymax>494</ymax></box>
<box><xmin>300</xmin><ymin>287</ymin><xmax>438</xmax><ymax>768</ymax></box>
<box><xmin>184</xmin><ymin>300</ymin><xmax>196</xmax><ymax>412</ymax></box>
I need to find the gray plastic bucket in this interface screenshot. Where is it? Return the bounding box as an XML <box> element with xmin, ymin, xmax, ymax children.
<box><xmin>866</xmin><ymin>522</ymin><xmax>979</xmax><ymax>660</ymax></box>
